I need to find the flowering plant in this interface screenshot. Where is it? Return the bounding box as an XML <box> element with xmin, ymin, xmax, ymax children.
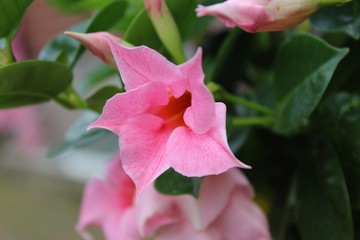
<box><xmin>0</xmin><ymin>0</ymin><xmax>359</xmax><ymax>239</ymax></box>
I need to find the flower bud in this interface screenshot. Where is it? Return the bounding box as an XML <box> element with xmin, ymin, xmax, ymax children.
<box><xmin>64</xmin><ymin>31</ymin><xmax>130</xmax><ymax>67</ymax></box>
<box><xmin>196</xmin><ymin>0</ymin><xmax>349</xmax><ymax>32</ymax></box>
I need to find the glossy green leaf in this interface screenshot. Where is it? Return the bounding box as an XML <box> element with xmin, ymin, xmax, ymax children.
<box><xmin>311</xmin><ymin>0</ymin><xmax>360</xmax><ymax>40</ymax></box>
<box><xmin>155</xmin><ymin>168</ymin><xmax>203</xmax><ymax>198</ymax></box>
<box><xmin>0</xmin><ymin>61</ymin><xmax>72</xmax><ymax>108</ymax></box>
<box><xmin>46</xmin><ymin>0</ymin><xmax>114</xmax><ymax>13</ymax></box>
<box><xmin>296</xmin><ymin>139</ymin><xmax>354</xmax><ymax>240</ymax></box>
<box><xmin>86</xmin><ymin>85</ymin><xmax>122</xmax><ymax>112</ymax></box>
<box><xmin>274</xmin><ymin>34</ymin><xmax>348</xmax><ymax>134</ymax></box>
<box><xmin>0</xmin><ymin>0</ymin><xmax>33</xmax><ymax>37</ymax></box>
<box><xmin>39</xmin><ymin>0</ymin><xmax>128</xmax><ymax>66</ymax></box>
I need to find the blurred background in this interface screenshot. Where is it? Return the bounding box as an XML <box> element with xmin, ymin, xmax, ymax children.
<box><xmin>0</xmin><ymin>1</ymin><xmax>117</xmax><ymax>239</ymax></box>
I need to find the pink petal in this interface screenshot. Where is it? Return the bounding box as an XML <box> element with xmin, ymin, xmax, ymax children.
<box><xmin>119</xmin><ymin>113</ymin><xmax>172</xmax><ymax>196</ymax></box>
<box><xmin>88</xmin><ymin>82</ymin><xmax>169</xmax><ymax>134</ymax></box>
<box><xmin>65</xmin><ymin>31</ymin><xmax>121</xmax><ymax>67</ymax></box>
<box><xmin>175</xmin><ymin>169</ymin><xmax>253</xmax><ymax>231</ymax></box>
<box><xmin>156</xmin><ymin>216</ymin><xmax>221</xmax><ymax>240</ymax></box>
<box><xmin>196</xmin><ymin>1</ymin><xmax>270</xmax><ymax>32</ymax></box>
<box><xmin>214</xmin><ymin>189</ymin><xmax>271</xmax><ymax>240</ymax></box>
<box><xmin>115</xmin><ymin>208</ymin><xmax>141</xmax><ymax>240</ymax></box>
<box><xmin>183</xmin><ymin>82</ymin><xmax>216</xmax><ymax>134</ymax></box>
<box><xmin>107</xmin><ymin>38</ymin><xmax>183</xmax><ymax>91</ymax></box>
<box><xmin>167</xmin><ymin>103</ymin><xmax>250</xmax><ymax>177</ymax></box>
<box><xmin>178</xmin><ymin>48</ymin><xmax>204</xmax><ymax>86</ymax></box>
<box><xmin>76</xmin><ymin>178</ymin><xmax>122</xmax><ymax>240</ymax></box>
<box><xmin>136</xmin><ymin>186</ymin><xmax>178</xmax><ymax>237</ymax></box>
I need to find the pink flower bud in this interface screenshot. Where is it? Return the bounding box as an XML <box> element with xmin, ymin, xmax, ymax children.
<box><xmin>196</xmin><ymin>0</ymin><xmax>332</xmax><ymax>32</ymax></box>
<box><xmin>64</xmin><ymin>31</ymin><xmax>122</xmax><ymax>67</ymax></box>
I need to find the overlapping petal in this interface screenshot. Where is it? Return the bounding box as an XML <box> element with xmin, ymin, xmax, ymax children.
<box><xmin>167</xmin><ymin>103</ymin><xmax>250</xmax><ymax>177</ymax></box>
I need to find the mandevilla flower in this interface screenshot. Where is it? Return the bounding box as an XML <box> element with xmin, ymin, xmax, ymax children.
<box><xmin>196</xmin><ymin>0</ymin><xmax>348</xmax><ymax>32</ymax></box>
<box><xmin>77</xmin><ymin>154</ymin><xmax>271</xmax><ymax>240</ymax></box>
<box><xmin>87</xmin><ymin>36</ymin><xmax>249</xmax><ymax>196</ymax></box>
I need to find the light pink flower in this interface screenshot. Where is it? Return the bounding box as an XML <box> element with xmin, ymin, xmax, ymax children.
<box><xmin>196</xmin><ymin>0</ymin><xmax>321</xmax><ymax>32</ymax></box>
<box><xmin>88</xmin><ymin>38</ymin><xmax>249</xmax><ymax>195</ymax></box>
<box><xmin>77</xmin><ymin>154</ymin><xmax>271</xmax><ymax>240</ymax></box>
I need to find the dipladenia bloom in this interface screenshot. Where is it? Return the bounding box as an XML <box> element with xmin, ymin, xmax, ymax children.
<box><xmin>87</xmin><ymin>37</ymin><xmax>249</xmax><ymax>195</ymax></box>
<box><xmin>77</xmin><ymin>154</ymin><xmax>271</xmax><ymax>240</ymax></box>
<box><xmin>196</xmin><ymin>0</ymin><xmax>347</xmax><ymax>32</ymax></box>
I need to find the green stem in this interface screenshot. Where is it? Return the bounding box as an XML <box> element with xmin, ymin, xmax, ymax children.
<box><xmin>5</xmin><ymin>36</ymin><xmax>14</xmax><ymax>63</ymax></box>
<box><xmin>55</xmin><ymin>87</ymin><xmax>88</xmax><ymax>110</ymax></box>
<box><xmin>232</xmin><ymin>116</ymin><xmax>274</xmax><ymax>126</ymax></box>
<box><xmin>208</xmin><ymin>82</ymin><xmax>275</xmax><ymax>116</ymax></box>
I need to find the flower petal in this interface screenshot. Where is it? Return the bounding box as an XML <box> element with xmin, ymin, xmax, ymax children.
<box><xmin>76</xmin><ymin>178</ymin><xmax>122</xmax><ymax>240</ymax></box>
<box><xmin>214</xmin><ymin>189</ymin><xmax>271</xmax><ymax>240</ymax></box>
<box><xmin>107</xmin><ymin>38</ymin><xmax>183</xmax><ymax>90</ymax></box>
<box><xmin>167</xmin><ymin>103</ymin><xmax>250</xmax><ymax>177</ymax></box>
<box><xmin>178</xmin><ymin>48</ymin><xmax>204</xmax><ymax>85</ymax></box>
<box><xmin>119</xmin><ymin>113</ymin><xmax>172</xmax><ymax>196</ymax></box>
<box><xmin>88</xmin><ymin>82</ymin><xmax>169</xmax><ymax>134</ymax></box>
<box><xmin>183</xmin><ymin>82</ymin><xmax>216</xmax><ymax>134</ymax></box>
<box><xmin>136</xmin><ymin>186</ymin><xmax>178</xmax><ymax>237</ymax></box>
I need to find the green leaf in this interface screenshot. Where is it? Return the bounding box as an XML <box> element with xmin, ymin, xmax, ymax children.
<box><xmin>124</xmin><ymin>8</ymin><xmax>162</xmax><ymax>49</ymax></box>
<box><xmin>39</xmin><ymin>0</ymin><xmax>128</xmax><ymax>66</ymax></box>
<box><xmin>155</xmin><ymin>168</ymin><xmax>203</xmax><ymax>198</ymax></box>
<box><xmin>274</xmin><ymin>33</ymin><xmax>348</xmax><ymax>134</ymax></box>
<box><xmin>311</xmin><ymin>0</ymin><xmax>360</xmax><ymax>40</ymax></box>
<box><xmin>318</xmin><ymin>93</ymin><xmax>360</xmax><ymax>211</ymax></box>
<box><xmin>0</xmin><ymin>60</ymin><xmax>72</xmax><ymax>108</ymax></box>
<box><xmin>47</xmin><ymin>112</ymin><xmax>111</xmax><ymax>158</ymax></box>
<box><xmin>86</xmin><ymin>85</ymin><xmax>122</xmax><ymax>112</ymax></box>
<box><xmin>296</xmin><ymin>139</ymin><xmax>354</xmax><ymax>240</ymax></box>
<box><xmin>124</xmin><ymin>0</ymin><xmax>197</xmax><ymax>51</ymax></box>
<box><xmin>0</xmin><ymin>0</ymin><xmax>33</xmax><ymax>37</ymax></box>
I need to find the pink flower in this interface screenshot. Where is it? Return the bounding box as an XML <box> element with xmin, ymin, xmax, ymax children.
<box><xmin>196</xmin><ymin>0</ymin><xmax>321</xmax><ymax>32</ymax></box>
<box><xmin>77</xmin><ymin>154</ymin><xmax>271</xmax><ymax>240</ymax></box>
<box><xmin>88</xmin><ymin>38</ymin><xmax>249</xmax><ymax>195</ymax></box>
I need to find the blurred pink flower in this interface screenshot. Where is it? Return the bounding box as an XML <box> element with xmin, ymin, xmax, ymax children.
<box><xmin>0</xmin><ymin>107</ymin><xmax>43</xmax><ymax>150</ymax></box>
<box><xmin>88</xmin><ymin>38</ymin><xmax>249</xmax><ymax>195</ymax></box>
<box><xmin>196</xmin><ymin>0</ymin><xmax>320</xmax><ymax>32</ymax></box>
<box><xmin>77</xmin><ymin>154</ymin><xmax>271</xmax><ymax>240</ymax></box>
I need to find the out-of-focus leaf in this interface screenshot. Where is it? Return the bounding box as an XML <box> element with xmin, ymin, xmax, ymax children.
<box><xmin>155</xmin><ymin>168</ymin><xmax>203</xmax><ymax>198</ymax></box>
<box><xmin>296</xmin><ymin>139</ymin><xmax>353</xmax><ymax>240</ymax></box>
<box><xmin>124</xmin><ymin>8</ymin><xmax>162</xmax><ymax>49</ymax></box>
<box><xmin>317</xmin><ymin>93</ymin><xmax>360</xmax><ymax>211</ymax></box>
<box><xmin>45</xmin><ymin>0</ymin><xmax>113</xmax><ymax>13</ymax></box>
<box><xmin>125</xmin><ymin>0</ymin><xmax>197</xmax><ymax>50</ymax></box>
<box><xmin>47</xmin><ymin>112</ymin><xmax>110</xmax><ymax>158</ymax></box>
<box><xmin>39</xmin><ymin>0</ymin><xmax>128</xmax><ymax>66</ymax></box>
<box><xmin>86</xmin><ymin>85</ymin><xmax>122</xmax><ymax>112</ymax></box>
<box><xmin>77</xmin><ymin>64</ymin><xmax>118</xmax><ymax>94</ymax></box>
<box><xmin>0</xmin><ymin>61</ymin><xmax>72</xmax><ymax>108</ymax></box>
<box><xmin>274</xmin><ymin>33</ymin><xmax>348</xmax><ymax>134</ymax></box>
<box><xmin>0</xmin><ymin>0</ymin><xmax>33</xmax><ymax>37</ymax></box>
<box><xmin>311</xmin><ymin>0</ymin><xmax>360</xmax><ymax>40</ymax></box>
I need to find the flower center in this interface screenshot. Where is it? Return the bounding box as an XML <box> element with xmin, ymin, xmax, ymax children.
<box><xmin>153</xmin><ymin>91</ymin><xmax>192</xmax><ymax>128</ymax></box>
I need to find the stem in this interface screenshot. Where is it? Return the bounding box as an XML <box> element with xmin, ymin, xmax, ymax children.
<box><xmin>5</xmin><ymin>36</ymin><xmax>14</xmax><ymax>63</ymax></box>
<box><xmin>208</xmin><ymin>82</ymin><xmax>275</xmax><ymax>116</ymax></box>
<box><xmin>55</xmin><ymin>87</ymin><xmax>88</xmax><ymax>110</ymax></box>
<box><xmin>232</xmin><ymin>116</ymin><xmax>274</xmax><ymax>126</ymax></box>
